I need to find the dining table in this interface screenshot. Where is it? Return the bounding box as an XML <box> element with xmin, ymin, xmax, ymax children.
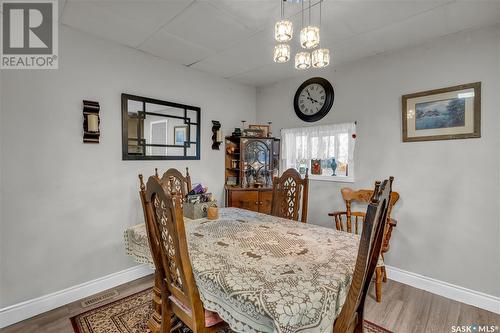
<box><xmin>124</xmin><ymin>207</ymin><xmax>360</xmax><ymax>333</ymax></box>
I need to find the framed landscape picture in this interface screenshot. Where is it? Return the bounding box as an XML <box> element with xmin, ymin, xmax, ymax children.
<box><xmin>402</xmin><ymin>82</ymin><xmax>481</xmax><ymax>142</ymax></box>
<box><xmin>174</xmin><ymin>126</ymin><xmax>188</xmax><ymax>145</ymax></box>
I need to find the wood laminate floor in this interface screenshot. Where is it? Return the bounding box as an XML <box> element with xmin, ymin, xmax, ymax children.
<box><xmin>1</xmin><ymin>275</ymin><xmax>499</xmax><ymax>333</ymax></box>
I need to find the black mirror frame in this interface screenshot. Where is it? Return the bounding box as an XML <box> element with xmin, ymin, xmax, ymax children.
<box><xmin>121</xmin><ymin>93</ymin><xmax>201</xmax><ymax>160</ymax></box>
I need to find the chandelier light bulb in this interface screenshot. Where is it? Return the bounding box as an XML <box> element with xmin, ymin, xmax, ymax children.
<box><xmin>300</xmin><ymin>26</ymin><xmax>320</xmax><ymax>49</ymax></box>
<box><xmin>312</xmin><ymin>48</ymin><xmax>330</xmax><ymax>68</ymax></box>
<box><xmin>295</xmin><ymin>52</ymin><xmax>311</xmax><ymax>70</ymax></box>
<box><xmin>275</xmin><ymin>20</ymin><xmax>293</xmax><ymax>42</ymax></box>
<box><xmin>273</xmin><ymin>44</ymin><xmax>290</xmax><ymax>63</ymax></box>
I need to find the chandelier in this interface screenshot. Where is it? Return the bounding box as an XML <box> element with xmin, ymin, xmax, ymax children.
<box><xmin>273</xmin><ymin>0</ymin><xmax>330</xmax><ymax>70</ymax></box>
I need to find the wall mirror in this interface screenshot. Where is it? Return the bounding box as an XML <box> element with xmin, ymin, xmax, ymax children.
<box><xmin>121</xmin><ymin>93</ymin><xmax>201</xmax><ymax>160</ymax></box>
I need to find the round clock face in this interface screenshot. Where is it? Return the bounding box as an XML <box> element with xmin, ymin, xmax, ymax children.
<box><xmin>297</xmin><ymin>83</ymin><xmax>326</xmax><ymax>116</ymax></box>
<box><xmin>294</xmin><ymin>77</ymin><xmax>334</xmax><ymax>122</ymax></box>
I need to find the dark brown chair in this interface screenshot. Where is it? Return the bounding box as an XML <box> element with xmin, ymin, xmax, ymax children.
<box><xmin>146</xmin><ymin>175</ymin><xmax>225</xmax><ymax>333</ymax></box>
<box><xmin>271</xmin><ymin>168</ymin><xmax>309</xmax><ymax>223</ymax></box>
<box><xmin>138</xmin><ymin>174</ymin><xmax>164</xmax><ymax>333</ymax></box>
<box><xmin>333</xmin><ymin>177</ymin><xmax>394</xmax><ymax>333</ymax></box>
<box><xmin>329</xmin><ymin>184</ymin><xmax>400</xmax><ymax>302</ymax></box>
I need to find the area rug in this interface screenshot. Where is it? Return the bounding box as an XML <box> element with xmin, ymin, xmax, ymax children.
<box><xmin>71</xmin><ymin>288</ymin><xmax>392</xmax><ymax>333</ymax></box>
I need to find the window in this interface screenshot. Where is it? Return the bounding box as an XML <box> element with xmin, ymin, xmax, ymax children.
<box><xmin>281</xmin><ymin>122</ymin><xmax>356</xmax><ymax>182</ymax></box>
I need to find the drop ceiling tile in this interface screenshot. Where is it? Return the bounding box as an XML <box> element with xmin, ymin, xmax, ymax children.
<box><xmin>90</xmin><ymin>0</ymin><xmax>193</xmax><ymax>28</ymax></box>
<box><xmin>230</xmin><ymin>62</ymin><xmax>301</xmax><ymax>87</ymax></box>
<box><xmin>210</xmin><ymin>0</ymin><xmax>281</xmax><ymax>31</ymax></box>
<box><xmin>444</xmin><ymin>1</ymin><xmax>500</xmax><ymax>31</ymax></box>
<box><xmin>337</xmin><ymin>1</ymin><xmax>500</xmax><ymax>58</ymax></box>
<box><xmin>325</xmin><ymin>0</ymin><xmax>450</xmax><ymax>38</ymax></box>
<box><xmin>162</xmin><ymin>1</ymin><xmax>255</xmax><ymax>52</ymax></box>
<box><xmin>191</xmin><ymin>30</ymin><xmax>275</xmax><ymax>77</ymax></box>
<box><xmin>62</xmin><ymin>1</ymin><xmax>193</xmax><ymax>48</ymax></box>
<box><xmin>139</xmin><ymin>29</ymin><xmax>214</xmax><ymax>66</ymax></box>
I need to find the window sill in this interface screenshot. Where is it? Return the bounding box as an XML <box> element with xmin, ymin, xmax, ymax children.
<box><xmin>308</xmin><ymin>175</ymin><xmax>355</xmax><ymax>183</ymax></box>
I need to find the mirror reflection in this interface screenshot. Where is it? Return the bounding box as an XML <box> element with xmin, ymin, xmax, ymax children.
<box><xmin>122</xmin><ymin>94</ymin><xmax>200</xmax><ymax>160</ymax></box>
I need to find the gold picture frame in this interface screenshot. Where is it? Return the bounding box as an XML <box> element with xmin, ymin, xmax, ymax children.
<box><xmin>402</xmin><ymin>82</ymin><xmax>481</xmax><ymax>142</ymax></box>
<box><xmin>249</xmin><ymin>124</ymin><xmax>270</xmax><ymax>137</ymax></box>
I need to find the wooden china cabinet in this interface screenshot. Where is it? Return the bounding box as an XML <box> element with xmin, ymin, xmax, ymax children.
<box><xmin>224</xmin><ymin>136</ymin><xmax>280</xmax><ymax>214</ymax></box>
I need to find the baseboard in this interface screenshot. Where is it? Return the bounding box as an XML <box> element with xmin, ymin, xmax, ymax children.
<box><xmin>385</xmin><ymin>265</ymin><xmax>500</xmax><ymax>314</ymax></box>
<box><xmin>0</xmin><ymin>264</ymin><xmax>153</xmax><ymax>329</ymax></box>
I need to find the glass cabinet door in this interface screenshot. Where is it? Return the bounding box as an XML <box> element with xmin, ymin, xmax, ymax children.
<box><xmin>241</xmin><ymin>138</ymin><xmax>273</xmax><ymax>188</ymax></box>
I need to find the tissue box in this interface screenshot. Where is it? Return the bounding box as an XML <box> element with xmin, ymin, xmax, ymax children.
<box><xmin>183</xmin><ymin>201</ymin><xmax>217</xmax><ymax>220</ymax></box>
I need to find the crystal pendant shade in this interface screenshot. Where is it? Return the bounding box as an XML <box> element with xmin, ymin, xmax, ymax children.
<box><xmin>295</xmin><ymin>52</ymin><xmax>311</xmax><ymax>70</ymax></box>
<box><xmin>300</xmin><ymin>26</ymin><xmax>320</xmax><ymax>49</ymax></box>
<box><xmin>274</xmin><ymin>20</ymin><xmax>293</xmax><ymax>42</ymax></box>
<box><xmin>273</xmin><ymin>44</ymin><xmax>290</xmax><ymax>63</ymax></box>
<box><xmin>312</xmin><ymin>48</ymin><xmax>330</xmax><ymax>68</ymax></box>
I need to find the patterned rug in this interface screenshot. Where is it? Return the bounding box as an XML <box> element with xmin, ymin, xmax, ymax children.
<box><xmin>71</xmin><ymin>288</ymin><xmax>392</xmax><ymax>333</ymax></box>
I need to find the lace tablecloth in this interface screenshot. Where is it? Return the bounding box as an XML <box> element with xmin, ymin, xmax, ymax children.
<box><xmin>124</xmin><ymin>208</ymin><xmax>359</xmax><ymax>333</ymax></box>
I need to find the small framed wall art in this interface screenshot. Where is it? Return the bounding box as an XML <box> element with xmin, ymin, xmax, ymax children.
<box><xmin>249</xmin><ymin>124</ymin><xmax>270</xmax><ymax>137</ymax></box>
<box><xmin>402</xmin><ymin>82</ymin><xmax>481</xmax><ymax>142</ymax></box>
<box><xmin>174</xmin><ymin>126</ymin><xmax>188</xmax><ymax>146</ymax></box>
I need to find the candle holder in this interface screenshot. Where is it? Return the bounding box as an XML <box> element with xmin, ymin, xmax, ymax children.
<box><xmin>211</xmin><ymin>120</ymin><xmax>222</xmax><ymax>150</ymax></box>
<box><xmin>83</xmin><ymin>100</ymin><xmax>100</xmax><ymax>143</ymax></box>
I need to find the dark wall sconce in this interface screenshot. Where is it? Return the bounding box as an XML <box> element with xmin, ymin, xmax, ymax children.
<box><xmin>83</xmin><ymin>100</ymin><xmax>100</xmax><ymax>143</ymax></box>
<box><xmin>212</xmin><ymin>120</ymin><xmax>222</xmax><ymax>150</ymax></box>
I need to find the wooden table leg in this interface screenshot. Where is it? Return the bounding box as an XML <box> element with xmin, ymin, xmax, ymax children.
<box><xmin>148</xmin><ymin>269</ymin><xmax>162</xmax><ymax>333</ymax></box>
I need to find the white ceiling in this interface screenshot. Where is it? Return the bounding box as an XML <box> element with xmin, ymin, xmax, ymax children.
<box><xmin>59</xmin><ymin>0</ymin><xmax>500</xmax><ymax>87</ymax></box>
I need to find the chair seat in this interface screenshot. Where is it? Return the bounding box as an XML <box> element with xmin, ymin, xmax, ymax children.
<box><xmin>169</xmin><ymin>295</ymin><xmax>224</xmax><ymax>327</ymax></box>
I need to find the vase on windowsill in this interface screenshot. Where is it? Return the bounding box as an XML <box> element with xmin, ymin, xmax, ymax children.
<box><xmin>329</xmin><ymin>158</ymin><xmax>338</xmax><ymax>176</ymax></box>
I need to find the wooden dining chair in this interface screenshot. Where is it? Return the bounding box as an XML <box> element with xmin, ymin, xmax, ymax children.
<box><xmin>138</xmin><ymin>174</ymin><xmax>164</xmax><ymax>333</ymax></box>
<box><xmin>138</xmin><ymin>167</ymin><xmax>193</xmax><ymax>333</ymax></box>
<box><xmin>333</xmin><ymin>178</ymin><xmax>393</xmax><ymax>333</ymax></box>
<box><xmin>328</xmin><ymin>181</ymin><xmax>400</xmax><ymax>303</ymax></box>
<box><xmin>271</xmin><ymin>168</ymin><xmax>309</xmax><ymax>223</ymax></box>
<box><xmin>146</xmin><ymin>175</ymin><xmax>226</xmax><ymax>333</ymax></box>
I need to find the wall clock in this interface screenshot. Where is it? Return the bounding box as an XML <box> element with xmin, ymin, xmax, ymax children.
<box><xmin>293</xmin><ymin>77</ymin><xmax>334</xmax><ymax>122</ymax></box>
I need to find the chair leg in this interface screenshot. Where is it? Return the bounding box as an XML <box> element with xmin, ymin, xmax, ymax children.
<box><xmin>382</xmin><ymin>266</ymin><xmax>387</xmax><ymax>283</ymax></box>
<box><xmin>160</xmin><ymin>286</ymin><xmax>173</xmax><ymax>333</ymax></box>
<box><xmin>375</xmin><ymin>267</ymin><xmax>382</xmax><ymax>303</ymax></box>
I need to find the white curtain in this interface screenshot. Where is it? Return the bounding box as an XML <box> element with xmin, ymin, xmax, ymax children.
<box><xmin>280</xmin><ymin>122</ymin><xmax>356</xmax><ymax>169</ymax></box>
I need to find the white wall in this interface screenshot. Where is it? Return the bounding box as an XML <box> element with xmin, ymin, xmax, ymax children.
<box><xmin>0</xmin><ymin>26</ymin><xmax>256</xmax><ymax>307</ymax></box>
<box><xmin>256</xmin><ymin>26</ymin><xmax>500</xmax><ymax>297</ymax></box>
<box><xmin>0</xmin><ymin>61</ymin><xmax>4</xmax><ymax>305</ymax></box>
